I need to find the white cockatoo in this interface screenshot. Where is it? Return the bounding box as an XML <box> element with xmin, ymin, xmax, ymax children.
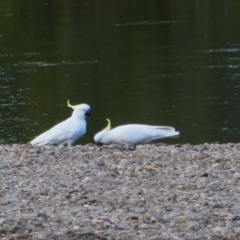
<box><xmin>94</xmin><ymin>119</ymin><xmax>180</xmax><ymax>150</ymax></box>
<box><xmin>30</xmin><ymin>100</ymin><xmax>91</xmax><ymax>147</ymax></box>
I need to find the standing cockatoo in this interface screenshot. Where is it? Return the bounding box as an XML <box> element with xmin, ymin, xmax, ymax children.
<box><xmin>30</xmin><ymin>100</ymin><xmax>91</xmax><ymax>147</ymax></box>
<box><xmin>94</xmin><ymin>119</ymin><xmax>179</xmax><ymax>150</ymax></box>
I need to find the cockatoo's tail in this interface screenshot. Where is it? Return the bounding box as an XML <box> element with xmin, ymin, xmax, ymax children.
<box><xmin>94</xmin><ymin>119</ymin><xmax>180</xmax><ymax>150</ymax></box>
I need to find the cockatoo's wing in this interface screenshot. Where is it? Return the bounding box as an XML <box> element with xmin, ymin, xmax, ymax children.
<box><xmin>31</xmin><ymin>118</ymin><xmax>86</xmax><ymax>147</ymax></box>
<box><xmin>110</xmin><ymin>124</ymin><xmax>179</xmax><ymax>144</ymax></box>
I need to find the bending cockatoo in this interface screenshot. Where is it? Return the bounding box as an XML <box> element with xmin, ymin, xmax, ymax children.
<box><xmin>30</xmin><ymin>100</ymin><xmax>91</xmax><ymax>147</ymax></box>
<box><xmin>94</xmin><ymin>119</ymin><xmax>180</xmax><ymax>150</ymax></box>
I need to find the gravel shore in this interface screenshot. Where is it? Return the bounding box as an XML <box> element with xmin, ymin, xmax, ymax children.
<box><xmin>1</xmin><ymin>143</ymin><xmax>240</xmax><ymax>239</ymax></box>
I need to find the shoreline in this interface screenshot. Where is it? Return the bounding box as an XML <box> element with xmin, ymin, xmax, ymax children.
<box><xmin>0</xmin><ymin>143</ymin><xmax>240</xmax><ymax>239</ymax></box>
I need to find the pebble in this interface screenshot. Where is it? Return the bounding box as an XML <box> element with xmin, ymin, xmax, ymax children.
<box><xmin>1</xmin><ymin>143</ymin><xmax>240</xmax><ymax>239</ymax></box>
<box><xmin>38</xmin><ymin>234</ymin><xmax>47</xmax><ymax>240</ymax></box>
<box><xmin>211</xmin><ymin>163</ymin><xmax>222</xmax><ymax>169</ymax></box>
<box><xmin>234</xmin><ymin>172</ymin><xmax>240</xmax><ymax>179</ymax></box>
<box><xmin>175</xmin><ymin>216</ymin><xmax>187</xmax><ymax>223</ymax></box>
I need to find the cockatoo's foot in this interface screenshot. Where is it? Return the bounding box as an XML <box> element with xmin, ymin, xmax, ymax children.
<box><xmin>127</xmin><ymin>144</ymin><xmax>136</xmax><ymax>150</ymax></box>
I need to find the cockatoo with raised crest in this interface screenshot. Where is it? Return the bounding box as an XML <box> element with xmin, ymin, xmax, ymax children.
<box><xmin>30</xmin><ymin>100</ymin><xmax>91</xmax><ymax>147</ymax></box>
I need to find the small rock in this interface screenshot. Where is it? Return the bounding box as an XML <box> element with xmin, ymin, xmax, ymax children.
<box><xmin>154</xmin><ymin>214</ymin><xmax>168</xmax><ymax>223</ymax></box>
<box><xmin>175</xmin><ymin>216</ymin><xmax>187</xmax><ymax>223</ymax></box>
<box><xmin>211</xmin><ymin>226</ymin><xmax>226</xmax><ymax>235</ymax></box>
<box><xmin>131</xmin><ymin>208</ymin><xmax>145</xmax><ymax>213</ymax></box>
<box><xmin>230</xmin><ymin>167</ymin><xmax>236</xmax><ymax>173</ymax></box>
<box><xmin>212</xmin><ymin>203</ymin><xmax>224</xmax><ymax>209</ymax></box>
<box><xmin>211</xmin><ymin>163</ymin><xmax>222</xmax><ymax>169</ymax></box>
<box><xmin>38</xmin><ymin>234</ymin><xmax>47</xmax><ymax>240</ymax></box>
<box><xmin>130</xmin><ymin>216</ymin><xmax>139</xmax><ymax>221</ymax></box>
<box><xmin>14</xmin><ymin>234</ymin><xmax>30</xmax><ymax>239</ymax></box>
<box><xmin>235</xmin><ymin>227</ymin><xmax>240</xmax><ymax>233</ymax></box>
<box><xmin>170</xmin><ymin>149</ymin><xmax>182</xmax><ymax>157</ymax></box>
<box><xmin>232</xmin><ymin>215</ymin><xmax>240</xmax><ymax>221</ymax></box>
<box><xmin>187</xmin><ymin>222</ymin><xmax>200</xmax><ymax>231</ymax></box>
<box><xmin>161</xmin><ymin>232</ymin><xmax>172</xmax><ymax>238</ymax></box>
<box><xmin>96</xmin><ymin>158</ymin><xmax>105</xmax><ymax>166</ymax></box>
<box><xmin>37</xmin><ymin>211</ymin><xmax>48</xmax><ymax>220</ymax></box>
<box><xmin>65</xmin><ymin>194</ymin><xmax>72</xmax><ymax>199</ymax></box>
<box><xmin>72</xmin><ymin>225</ymin><xmax>80</xmax><ymax>230</ymax></box>
<box><xmin>138</xmin><ymin>223</ymin><xmax>149</xmax><ymax>229</ymax></box>
<box><xmin>234</xmin><ymin>172</ymin><xmax>240</xmax><ymax>179</ymax></box>
<box><xmin>200</xmin><ymin>172</ymin><xmax>208</xmax><ymax>177</ymax></box>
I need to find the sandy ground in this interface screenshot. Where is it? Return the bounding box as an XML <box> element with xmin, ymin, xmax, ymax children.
<box><xmin>1</xmin><ymin>142</ymin><xmax>240</xmax><ymax>239</ymax></box>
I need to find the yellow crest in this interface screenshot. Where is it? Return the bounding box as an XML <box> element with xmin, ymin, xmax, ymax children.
<box><xmin>104</xmin><ymin>119</ymin><xmax>111</xmax><ymax>130</ymax></box>
<box><xmin>67</xmin><ymin>100</ymin><xmax>75</xmax><ymax>110</ymax></box>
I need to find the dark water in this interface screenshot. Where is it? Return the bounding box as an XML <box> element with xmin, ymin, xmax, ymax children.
<box><xmin>1</xmin><ymin>0</ymin><xmax>240</xmax><ymax>145</ymax></box>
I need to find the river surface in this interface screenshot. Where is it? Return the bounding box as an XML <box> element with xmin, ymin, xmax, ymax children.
<box><xmin>0</xmin><ymin>0</ymin><xmax>240</xmax><ymax>145</ymax></box>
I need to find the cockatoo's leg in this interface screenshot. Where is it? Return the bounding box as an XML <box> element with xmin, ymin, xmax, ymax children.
<box><xmin>127</xmin><ymin>144</ymin><xmax>136</xmax><ymax>150</ymax></box>
<box><xmin>67</xmin><ymin>140</ymin><xmax>73</xmax><ymax>147</ymax></box>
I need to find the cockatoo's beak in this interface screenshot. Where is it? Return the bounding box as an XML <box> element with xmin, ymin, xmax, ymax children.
<box><xmin>96</xmin><ymin>142</ymin><xmax>103</xmax><ymax>147</ymax></box>
<box><xmin>94</xmin><ymin>119</ymin><xmax>111</xmax><ymax>147</ymax></box>
<box><xmin>85</xmin><ymin>109</ymin><xmax>91</xmax><ymax>117</ymax></box>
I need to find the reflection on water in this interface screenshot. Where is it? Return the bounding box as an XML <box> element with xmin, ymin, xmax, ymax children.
<box><xmin>115</xmin><ymin>21</ymin><xmax>182</xmax><ymax>26</ymax></box>
<box><xmin>13</xmin><ymin>60</ymin><xmax>98</xmax><ymax>68</ymax></box>
<box><xmin>204</xmin><ymin>48</ymin><xmax>240</xmax><ymax>53</ymax></box>
<box><xmin>1</xmin><ymin>0</ymin><xmax>240</xmax><ymax>145</ymax></box>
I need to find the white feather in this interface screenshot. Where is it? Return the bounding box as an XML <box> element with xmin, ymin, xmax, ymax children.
<box><xmin>94</xmin><ymin>123</ymin><xmax>179</xmax><ymax>148</ymax></box>
<box><xmin>31</xmin><ymin>103</ymin><xmax>91</xmax><ymax>147</ymax></box>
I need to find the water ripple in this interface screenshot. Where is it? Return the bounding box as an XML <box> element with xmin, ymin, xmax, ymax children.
<box><xmin>116</xmin><ymin>21</ymin><xmax>182</xmax><ymax>26</ymax></box>
<box><xmin>204</xmin><ymin>48</ymin><xmax>240</xmax><ymax>53</ymax></box>
<box><xmin>12</xmin><ymin>60</ymin><xmax>99</xmax><ymax>67</ymax></box>
<box><xmin>206</xmin><ymin>65</ymin><xmax>240</xmax><ymax>69</ymax></box>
